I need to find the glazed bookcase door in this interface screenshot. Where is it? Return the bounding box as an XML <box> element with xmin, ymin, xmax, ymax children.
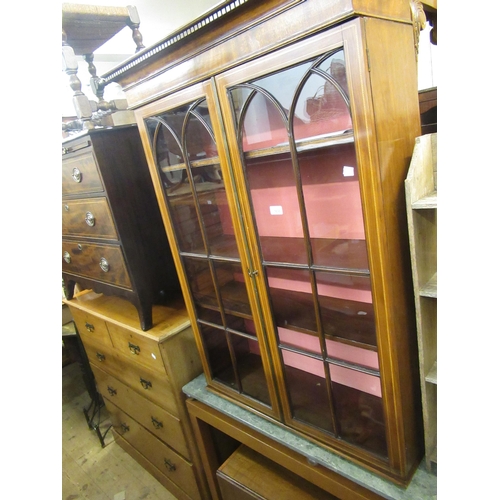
<box><xmin>136</xmin><ymin>83</ymin><xmax>281</xmax><ymax>419</ymax></box>
<box><xmin>215</xmin><ymin>25</ymin><xmax>394</xmax><ymax>469</ymax></box>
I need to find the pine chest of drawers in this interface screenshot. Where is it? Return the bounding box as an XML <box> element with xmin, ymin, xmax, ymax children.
<box><xmin>62</xmin><ymin>125</ymin><xmax>179</xmax><ymax>331</ymax></box>
<box><xmin>65</xmin><ymin>290</ymin><xmax>210</xmax><ymax>500</ymax></box>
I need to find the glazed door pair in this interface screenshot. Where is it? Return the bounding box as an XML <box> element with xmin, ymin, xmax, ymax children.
<box><xmin>137</xmin><ymin>24</ymin><xmax>388</xmax><ymax>462</ymax></box>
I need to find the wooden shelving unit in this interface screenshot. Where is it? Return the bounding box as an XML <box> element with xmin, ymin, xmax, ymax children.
<box><xmin>405</xmin><ymin>133</ymin><xmax>437</xmax><ymax>473</ymax></box>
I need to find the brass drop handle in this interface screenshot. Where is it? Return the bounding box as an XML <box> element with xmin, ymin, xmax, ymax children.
<box><xmin>140</xmin><ymin>377</ymin><xmax>152</xmax><ymax>390</ymax></box>
<box><xmin>96</xmin><ymin>352</ymin><xmax>105</xmax><ymax>362</ymax></box>
<box><xmin>63</xmin><ymin>251</ymin><xmax>71</xmax><ymax>264</ymax></box>
<box><xmin>85</xmin><ymin>211</ymin><xmax>95</xmax><ymax>226</ymax></box>
<box><xmin>128</xmin><ymin>342</ymin><xmax>140</xmax><ymax>355</ymax></box>
<box><xmin>120</xmin><ymin>423</ymin><xmax>129</xmax><ymax>434</ymax></box>
<box><xmin>85</xmin><ymin>322</ymin><xmax>94</xmax><ymax>332</ymax></box>
<box><xmin>164</xmin><ymin>459</ymin><xmax>176</xmax><ymax>472</ymax></box>
<box><xmin>151</xmin><ymin>417</ymin><xmax>163</xmax><ymax>429</ymax></box>
<box><xmin>72</xmin><ymin>167</ymin><xmax>82</xmax><ymax>183</ymax></box>
<box><xmin>107</xmin><ymin>386</ymin><xmax>117</xmax><ymax>396</ymax></box>
<box><xmin>99</xmin><ymin>257</ymin><xmax>110</xmax><ymax>272</ymax></box>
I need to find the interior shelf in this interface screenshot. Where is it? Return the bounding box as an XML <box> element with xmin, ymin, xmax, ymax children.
<box><xmin>425</xmin><ymin>361</ymin><xmax>437</xmax><ymax>385</ymax></box>
<box><xmin>429</xmin><ymin>443</ymin><xmax>437</xmax><ymax>464</ymax></box>
<box><xmin>244</xmin><ymin>130</ymin><xmax>354</xmax><ymax>159</ymax></box>
<box><xmin>160</xmin><ymin>156</ymin><xmax>221</xmax><ymax>172</ymax></box>
<box><xmin>420</xmin><ymin>272</ymin><xmax>437</xmax><ymax>298</ymax></box>
<box><xmin>412</xmin><ymin>190</ymin><xmax>437</xmax><ymax>209</ymax></box>
<box><xmin>269</xmin><ymin>287</ymin><xmax>376</xmax><ymax>349</ymax></box>
<box><xmin>191</xmin><ymin>276</ymin><xmax>252</xmax><ymax>320</ymax></box>
<box><xmin>260</xmin><ymin>236</ymin><xmax>369</xmax><ymax>271</ymax></box>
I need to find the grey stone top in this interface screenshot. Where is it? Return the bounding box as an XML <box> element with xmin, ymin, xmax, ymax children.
<box><xmin>183</xmin><ymin>374</ymin><xmax>437</xmax><ymax>500</ymax></box>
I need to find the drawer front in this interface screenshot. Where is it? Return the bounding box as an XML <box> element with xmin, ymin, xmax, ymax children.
<box><xmin>106</xmin><ymin>399</ymin><xmax>201</xmax><ymax>500</ymax></box>
<box><xmin>217</xmin><ymin>472</ymin><xmax>261</xmax><ymax>500</ymax></box>
<box><xmin>62</xmin><ymin>197</ymin><xmax>118</xmax><ymax>240</ymax></box>
<box><xmin>69</xmin><ymin>308</ymin><xmax>112</xmax><ymax>347</ymax></box>
<box><xmin>93</xmin><ymin>365</ymin><xmax>189</xmax><ymax>458</ymax></box>
<box><xmin>107</xmin><ymin>322</ymin><xmax>166</xmax><ymax>375</ymax></box>
<box><xmin>217</xmin><ymin>445</ymin><xmax>339</xmax><ymax>500</ymax></box>
<box><xmin>82</xmin><ymin>336</ymin><xmax>177</xmax><ymax>415</ymax></box>
<box><xmin>62</xmin><ymin>240</ymin><xmax>132</xmax><ymax>289</ymax></box>
<box><xmin>62</xmin><ymin>150</ymin><xmax>103</xmax><ymax>196</ymax></box>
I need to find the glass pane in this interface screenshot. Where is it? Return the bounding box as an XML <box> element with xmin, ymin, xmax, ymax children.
<box><xmin>229</xmin><ymin>86</ymin><xmax>252</xmax><ymax>129</ymax></box>
<box><xmin>148</xmin><ymin>98</ymin><xmax>242</xmax><ymax>258</ymax></box>
<box><xmin>267</xmin><ymin>267</ymin><xmax>316</xmax><ymax>334</ymax></box>
<box><xmin>183</xmin><ymin>257</ymin><xmax>218</xmax><ymax>310</ymax></box>
<box><xmin>158</xmin><ymin>107</ymin><xmax>186</xmax><ymax>143</ymax></box>
<box><xmin>326</xmin><ymin>339</ymin><xmax>379</xmax><ymax>371</ymax></box>
<box><xmin>191</xmin><ymin>164</ymin><xmax>239</xmax><ymax>258</ymax></box>
<box><xmin>315</xmin><ymin>271</ymin><xmax>376</xmax><ymax>347</ymax></box>
<box><xmin>298</xmin><ymin>144</ymin><xmax>368</xmax><ymax>269</ymax></box>
<box><xmin>330</xmin><ymin>375</ymin><xmax>387</xmax><ymax>457</ymax></box>
<box><xmin>185</xmin><ymin>102</ymin><xmax>217</xmax><ymax>160</ymax></box>
<box><xmin>318</xmin><ymin>52</ymin><xmax>349</xmax><ymax>95</ymax></box>
<box><xmin>153</xmin><ymin>122</ymin><xmax>204</xmax><ymax>254</ymax></box>
<box><xmin>199</xmin><ymin>324</ymin><xmax>235</xmax><ymax>387</ymax></box>
<box><xmin>226</xmin><ymin>314</ymin><xmax>258</xmax><ymax>338</ymax></box>
<box><xmin>213</xmin><ymin>261</ymin><xmax>252</xmax><ymax>317</ymax></box>
<box><xmin>278</xmin><ymin>327</ymin><xmax>321</xmax><ymax>356</ymax></box>
<box><xmin>231</xmin><ymin>51</ymin><xmax>351</xmax><ymax>149</ymax></box>
<box><xmin>294</xmin><ymin>71</ymin><xmax>351</xmax><ymax>141</ymax></box>
<box><xmin>282</xmin><ymin>351</ymin><xmax>334</xmax><ymax>433</ymax></box>
<box><xmin>238</xmin><ymin>90</ymin><xmax>288</xmax><ymax>152</ymax></box>
<box><xmin>154</xmin><ymin>122</ymin><xmax>183</xmax><ymax>167</ymax></box>
<box><xmin>245</xmin><ymin>155</ymin><xmax>308</xmax><ymax>264</ymax></box>
<box><xmin>253</xmin><ymin>60</ymin><xmax>310</xmax><ymax>113</ymax></box>
<box><xmin>164</xmin><ymin>181</ymin><xmax>206</xmax><ymax>254</ymax></box>
<box><xmin>229</xmin><ymin>332</ymin><xmax>271</xmax><ymax>405</ymax></box>
<box><xmin>329</xmin><ymin>363</ymin><xmax>381</xmax><ymax>397</ymax></box>
<box><xmin>197</xmin><ymin>307</ymin><xmax>223</xmax><ymax>326</ymax></box>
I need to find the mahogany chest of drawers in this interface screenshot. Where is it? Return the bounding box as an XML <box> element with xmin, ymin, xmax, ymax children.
<box><xmin>62</xmin><ymin>125</ymin><xmax>179</xmax><ymax>331</ymax></box>
<box><xmin>65</xmin><ymin>290</ymin><xmax>210</xmax><ymax>500</ymax></box>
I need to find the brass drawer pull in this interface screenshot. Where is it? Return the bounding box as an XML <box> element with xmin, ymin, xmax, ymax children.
<box><xmin>140</xmin><ymin>377</ymin><xmax>152</xmax><ymax>390</ymax></box>
<box><xmin>63</xmin><ymin>251</ymin><xmax>71</xmax><ymax>264</ymax></box>
<box><xmin>85</xmin><ymin>211</ymin><xmax>95</xmax><ymax>226</ymax></box>
<box><xmin>99</xmin><ymin>257</ymin><xmax>110</xmax><ymax>272</ymax></box>
<box><xmin>63</xmin><ymin>141</ymin><xmax>90</xmax><ymax>155</ymax></box>
<box><xmin>128</xmin><ymin>342</ymin><xmax>140</xmax><ymax>355</ymax></box>
<box><xmin>64</xmin><ymin>204</ymin><xmax>69</xmax><ymax>211</ymax></box>
<box><xmin>120</xmin><ymin>423</ymin><xmax>129</xmax><ymax>434</ymax></box>
<box><xmin>151</xmin><ymin>417</ymin><xmax>163</xmax><ymax>429</ymax></box>
<box><xmin>96</xmin><ymin>352</ymin><xmax>105</xmax><ymax>362</ymax></box>
<box><xmin>72</xmin><ymin>167</ymin><xmax>82</xmax><ymax>183</ymax></box>
<box><xmin>107</xmin><ymin>386</ymin><xmax>117</xmax><ymax>396</ymax></box>
<box><xmin>85</xmin><ymin>322</ymin><xmax>94</xmax><ymax>332</ymax></box>
<box><xmin>164</xmin><ymin>459</ymin><xmax>176</xmax><ymax>472</ymax></box>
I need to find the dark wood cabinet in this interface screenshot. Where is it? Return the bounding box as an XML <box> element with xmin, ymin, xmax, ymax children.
<box><xmin>104</xmin><ymin>0</ymin><xmax>429</xmax><ymax>487</ymax></box>
<box><xmin>62</xmin><ymin>125</ymin><xmax>180</xmax><ymax>330</ymax></box>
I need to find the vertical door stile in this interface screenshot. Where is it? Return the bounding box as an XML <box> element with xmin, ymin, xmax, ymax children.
<box><xmin>208</xmin><ymin>77</ymin><xmax>284</xmax><ymax>419</ymax></box>
<box><xmin>341</xmin><ymin>19</ymin><xmax>401</xmax><ymax>471</ymax></box>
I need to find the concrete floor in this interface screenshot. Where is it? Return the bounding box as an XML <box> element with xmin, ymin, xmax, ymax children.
<box><xmin>62</xmin><ymin>361</ymin><xmax>178</xmax><ymax>500</ymax></box>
